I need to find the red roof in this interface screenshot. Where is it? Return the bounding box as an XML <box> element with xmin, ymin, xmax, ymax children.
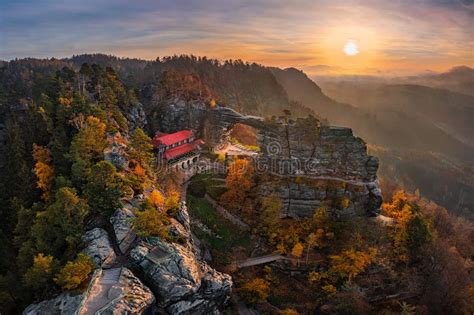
<box><xmin>164</xmin><ymin>140</ymin><xmax>204</xmax><ymax>160</ymax></box>
<box><xmin>154</xmin><ymin>130</ymin><xmax>193</xmax><ymax>147</ymax></box>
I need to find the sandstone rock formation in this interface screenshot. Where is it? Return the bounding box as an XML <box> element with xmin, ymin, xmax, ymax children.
<box><xmin>82</xmin><ymin>228</ymin><xmax>116</xmax><ymax>267</ymax></box>
<box><xmin>23</xmin><ymin>268</ymin><xmax>155</xmax><ymax>315</ymax></box>
<box><xmin>23</xmin><ymin>293</ymin><xmax>84</xmax><ymax>315</ymax></box>
<box><xmin>130</xmin><ymin>202</ymin><xmax>232</xmax><ymax>314</ymax></box>
<box><xmin>155</xmin><ymin>101</ymin><xmax>382</xmax><ymax>216</ymax></box>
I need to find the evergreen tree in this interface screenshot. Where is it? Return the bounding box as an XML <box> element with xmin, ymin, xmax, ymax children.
<box><xmin>84</xmin><ymin>161</ymin><xmax>122</xmax><ymax>216</ymax></box>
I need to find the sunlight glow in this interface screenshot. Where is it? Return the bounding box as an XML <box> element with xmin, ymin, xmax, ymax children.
<box><xmin>343</xmin><ymin>40</ymin><xmax>359</xmax><ymax>56</ymax></box>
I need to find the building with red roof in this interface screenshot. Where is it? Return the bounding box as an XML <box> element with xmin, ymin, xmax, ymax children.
<box><xmin>153</xmin><ymin>130</ymin><xmax>204</xmax><ymax>169</ymax></box>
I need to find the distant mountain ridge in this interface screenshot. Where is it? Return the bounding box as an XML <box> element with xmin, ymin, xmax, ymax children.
<box><xmin>405</xmin><ymin>65</ymin><xmax>474</xmax><ymax>96</ymax></box>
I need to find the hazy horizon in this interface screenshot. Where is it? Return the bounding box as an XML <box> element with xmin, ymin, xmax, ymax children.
<box><xmin>1</xmin><ymin>0</ymin><xmax>473</xmax><ymax>77</ymax></box>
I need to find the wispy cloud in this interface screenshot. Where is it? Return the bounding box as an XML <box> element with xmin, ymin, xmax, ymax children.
<box><xmin>0</xmin><ymin>0</ymin><xmax>472</xmax><ymax>75</ymax></box>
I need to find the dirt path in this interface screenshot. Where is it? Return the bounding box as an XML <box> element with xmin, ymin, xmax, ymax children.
<box><xmin>204</xmin><ymin>194</ymin><xmax>250</xmax><ymax>230</ymax></box>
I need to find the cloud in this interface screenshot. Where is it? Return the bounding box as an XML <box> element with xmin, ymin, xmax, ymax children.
<box><xmin>0</xmin><ymin>0</ymin><xmax>472</xmax><ymax>75</ymax></box>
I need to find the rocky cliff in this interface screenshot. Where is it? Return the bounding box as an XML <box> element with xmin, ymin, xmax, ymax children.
<box><xmin>24</xmin><ymin>201</ymin><xmax>232</xmax><ymax>315</ymax></box>
<box><xmin>151</xmin><ymin>100</ymin><xmax>382</xmax><ymax>217</ymax></box>
<box><xmin>131</xmin><ymin>202</ymin><xmax>232</xmax><ymax>314</ymax></box>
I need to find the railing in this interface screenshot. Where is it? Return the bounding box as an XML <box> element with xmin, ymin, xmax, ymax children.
<box><xmin>95</xmin><ymin>268</ymin><xmax>124</xmax><ymax>315</ymax></box>
<box><xmin>74</xmin><ymin>268</ymin><xmax>102</xmax><ymax>315</ymax></box>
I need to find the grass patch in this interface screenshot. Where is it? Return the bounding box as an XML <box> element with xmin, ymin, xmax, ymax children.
<box><xmin>207</xmin><ymin>185</ymin><xmax>227</xmax><ymax>199</ymax></box>
<box><xmin>187</xmin><ymin>194</ymin><xmax>251</xmax><ymax>261</ymax></box>
<box><xmin>191</xmin><ymin>173</ymin><xmax>227</xmax><ymax>199</ymax></box>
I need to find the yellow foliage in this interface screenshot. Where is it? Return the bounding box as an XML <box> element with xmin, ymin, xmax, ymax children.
<box><xmin>279</xmin><ymin>309</ymin><xmax>299</xmax><ymax>315</ymax></box>
<box><xmin>322</xmin><ymin>284</ymin><xmax>337</xmax><ymax>295</ymax></box>
<box><xmin>133</xmin><ymin>164</ymin><xmax>146</xmax><ymax>177</ymax></box>
<box><xmin>276</xmin><ymin>243</ymin><xmax>286</xmax><ymax>254</ymax></box>
<box><xmin>32</xmin><ymin>144</ymin><xmax>54</xmax><ymax>200</ymax></box>
<box><xmin>132</xmin><ymin>208</ymin><xmax>169</xmax><ymax>238</ymax></box>
<box><xmin>239</xmin><ymin>278</ymin><xmax>269</xmax><ymax>304</ymax></box>
<box><xmin>165</xmin><ymin>188</ymin><xmax>181</xmax><ymax>211</ymax></box>
<box><xmin>291</xmin><ymin>242</ymin><xmax>304</xmax><ymax>258</ymax></box>
<box><xmin>217</xmin><ymin>152</ymin><xmax>226</xmax><ymax>163</ymax></box>
<box><xmin>34</xmin><ymin>162</ymin><xmax>54</xmax><ymax>200</ymax></box>
<box><xmin>54</xmin><ymin>254</ymin><xmax>94</xmax><ymax>290</ymax></box>
<box><xmin>340</xmin><ymin>197</ymin><xmax>350</xmax><ymax>209</ymax></box>
<box><xmin>308</xmin><ymin>271</ymin><xmax>324</xmax><ymax>283</ymax></box>
<box><xmin>220</xmin><ymin>158</ymin><xmax>254</xmax><ymax>210</ymax></box>
<box><xmin>329</xmin><ymin>248</ymin><xmax>376</xmax><ymax>281</ymax></box>
<box><xmin>58</xmin><ymin>97</ymin><xmax>72</xmax><ymax>106</ymax></box>
<box><xmin>23</xmin><ymin>253</ymin><xmax>56</xmax><ymax>289</ymax></box>
<box><xmin>149</xmin><ymin>190</ymin><xmax>166</xmax><ymax>208</ymax></box>
<box><xmin>209</xmin><ymin>98</ymin><xmax>217</xmax><ymax>108</ymax></box>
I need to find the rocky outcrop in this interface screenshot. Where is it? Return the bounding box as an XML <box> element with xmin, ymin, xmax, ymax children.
<box><xmin>23</xmin><ymin>293</ymin><xmax>84</xmax><ymax>315</ymax></box>
<box><xmin>78</xmin><ymin>268</ymin><xmax>154</xmax><ymax>315</ymax></box>
<box><xmin>126</xmin><ymin>101</ymin><xmax>147</xmax><ymax>131</ymax></box>
<box><xmin>155</xmin><ymin>101</ymin><xmax>382</xmax><ymax>216</ymax></box>
<box><xmin>110</xmin><ymin>207</ymin><xmax>136</xmax><ymax>253</ymax></box>
<box><xmin>130</xmin><ymin>203</ymin><xmax>232</xmax><ymax>314</ymax></box>
<box><xmin>24</xmin><ymin>268</ymin><xmax>155</xmax><ymax>315</ymax></box>
<box><xmin>255</xmin><ymin>117</ymin><xmax>382</xmax><ymax>217</ymax></box>
<box><xmin>82</xmin><ymin>228</ymin><xmax>116</xmax><ymax>267</ymax></box>
<box><xmin>259</xmin><ymin>176</ymin><xmax>380</xmax><ymax>218</ymax></box>
<box><xmin>150</xmin><ymin>98</ymin><xmax>209</xmax><ymax>134</ymax></box>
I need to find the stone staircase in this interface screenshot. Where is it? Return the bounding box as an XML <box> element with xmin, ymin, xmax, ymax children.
<box><xmin>78</xmin><ymin>268</ymin><xmax>124</xmax><ymax>315</ymax></box>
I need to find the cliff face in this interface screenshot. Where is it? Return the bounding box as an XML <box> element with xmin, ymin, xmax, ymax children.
<box><xmin>255</xmin><ymin>118</ymin><xmax>381</xmax><ymax>217</ymax></box>
<box><xmin>153</xmin><ymin>101</ymin><xmax>382</xmax><ymax>217</ymax></box>
<box><xmin>130</xmin><ymin>202</ymin><xmax>232</xmax><ymax>314</ymax></box>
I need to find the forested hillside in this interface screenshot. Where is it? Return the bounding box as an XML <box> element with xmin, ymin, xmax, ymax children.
<box><xmin>0</xmin><ymin>55</ymin><xmax>472</xmax><ymax>314</ymax></box>
<box><xmin>0</xmin><ymin>60</ymin><xmax>161</xmax><ymax>312</ymax></box>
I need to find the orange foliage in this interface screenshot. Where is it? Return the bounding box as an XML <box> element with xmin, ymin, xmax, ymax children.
<box><xmin>220</xmin><ymin>158</ymin><xmax>254</xmax><ymax>210</ymax></box>
<box><xmin>230</xmin><ymin>123</ymin><xmax>257</xmax><ymax>146</ymax></box>
<box><xmin>133</xmin><ymin>164</ymin><xmax>146</xmax><ymax>177</ymax></box>
<box><xmin>239</xmin><ymin>278</ymin><xmax>270</xmax><ymax>304</ymax></box>
<box><xmin>32</xmin><ymin>144</ymin><xmax>54</xmax><ymax>200</ymax></box>
<box><xmin>149</xmin><ymin>190</ymin><xmax>166</xmax><ymax>208</ymax></box>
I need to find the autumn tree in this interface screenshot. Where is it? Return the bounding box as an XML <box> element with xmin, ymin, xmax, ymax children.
<box><xmin>329</xmin><ymin>248</ymin><xmax>376</xmax><ymax>283</ymax></box>
<box><xmin>69</xmin><ymin>116</ymin><xmax>107</xmax><ymax>163</ymax></box>
<box><xmin>69</xmin><ymin>116</ymin><xmax>108</xmax><ymax>186</ymax></box>
<box><xmin>305</xmin><ymin>229</ymin><xmax>324</xmax><ymax>264</ymax></box>
<box><xmin>239</xmin><ymin>278</ymin><xmax>270</xmax><ymax>305</ymax></box>
<box><xmin>54</xmin><ymin>254</ymin><xmax>95</xmax><ymax>290</ymax></box>
<box><xmin>32</xmin><ymin>144</ymin><xmax>54</xmax><ymax>201</ymax></box>
<box><xmin>258</xmin><ymin>195</ymin><xmax>282</xmax><ymax>241</ymax></box>
<box><xmin>23</xmin><ymin>253</ymin><xmax>58</xmax><ymax>297</ymax></box>
<box><xmin>132</xmin><ymin>207</ymin><xmax>170</xmax><ymax>239</ymax></box>
<box><xmin>164</xmin><ymin>187</ymin><xmax>181</xmax><ymax>212</ymax></box>
<box><xmin>291</xmin><ymin>242</ymin><xmax>304</xmax><ymax>266</ymax></box>
<box><xmin>220</xmin><ymin>158</ymin><xmax>254</xmax><ymax>211</ymax></box>
<box><xmin>149</xmin><ymin>190</ymin><xmax>166</xmax><ymax>209</ymax></box>
<box><xmin>128</xmin><ymin>128</ymin><xmax>154</xmax><ymax>168</ymax></box>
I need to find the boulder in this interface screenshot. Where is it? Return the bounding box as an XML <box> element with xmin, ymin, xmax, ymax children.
<box><xmin>82</xmin><ymin>228</ymin><xmax>116</xmax><ymax>267</ymax></box>
<box><xmin>110</xmin><ymin>208</ymin><xmax>136</xmax><ymax>253</ymax></box>
<box><xmin>86</xmin><ymin>268</ymin><xmax>155</xmax><ymax>314</ymax></box>
<box><xmin>131</xmin><ymin>203</ymin><xmax>232</xmax><ymax>314</ymax></box>
<box><xmin>23</xmin><ymin>292</ymin><xmax>84</xmax><ymax>315</ymax></box>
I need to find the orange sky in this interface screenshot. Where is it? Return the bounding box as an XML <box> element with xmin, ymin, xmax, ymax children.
<box><xmin>1</xmin><ymin>0</ymin><xmax>473</xmax><ymax>76</ymax></box>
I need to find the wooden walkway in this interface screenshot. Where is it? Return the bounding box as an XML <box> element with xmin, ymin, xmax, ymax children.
<box><xmin>236</xmin><ymin>254</ymin><xmax>292</xmax><ymax>268</ymax></box>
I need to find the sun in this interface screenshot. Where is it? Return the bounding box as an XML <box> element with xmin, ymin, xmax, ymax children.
<box><xmin>343</xmin><ymin>40</ymin><xmax>359</xmax><ymax>56</ymax></box>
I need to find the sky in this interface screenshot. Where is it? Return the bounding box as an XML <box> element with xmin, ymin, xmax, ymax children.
<box><xmin>0</xmin><ymin>0</ymin><xmax>473</xmax><ymax>76</ymax></box>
